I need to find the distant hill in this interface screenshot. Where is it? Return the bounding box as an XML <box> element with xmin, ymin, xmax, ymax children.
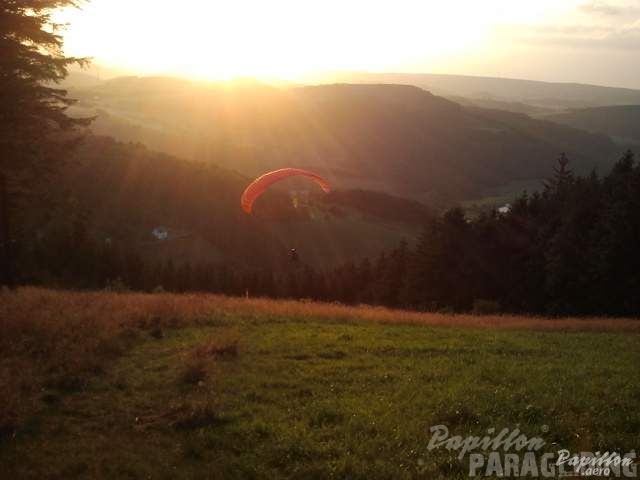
<box><xmin>545</xmin><ymin>106</ymin><xmax>640</xmax><ymax>146</ymax></box>
<box><xmin>323</xmin><ymin>72</ymin><xmax>640</xmax><ymax>110</ymax></box>
<box><xmin>32</xmin><ymin>136</ymin><xmax>425</xmax><ymax>269</ymax></box>
<box><xmin>68</xmin><ymin>78</ymin><xmax>621</xmax><ymax>206</ymax></box>
<box><xmin>448</xmin><ymin>95</ymin><xmax>555</xmax><ymax>116</ymax></box>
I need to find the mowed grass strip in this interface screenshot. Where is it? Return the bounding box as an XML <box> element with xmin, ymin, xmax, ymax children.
<box><xmin>1</xmin><ymin>288</ymin><xmax>639</xmax><ymax>479</ymax></box>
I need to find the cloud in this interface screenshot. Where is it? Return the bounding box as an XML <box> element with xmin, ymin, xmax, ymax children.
<box><xmin>595</xmin><ymin>25</ymin><xmax>640</xmax><ymax>49</ymax></box>
<box><xmin>502</xmin><ymin>2</ymin><xmax>640</xmax><ymax>51</ymax></box>
<box><xmin>580</xmin><ymin>0</ymin><xmax>640</xmax><ymax>17</ymax></box>
<box><xmin>532</xmin><ymin>25</ymin><xmax>614</xmax><ymax>35</ymax></box>
<box><xmin>515</xmin><ymin>26</ymin><xmax>640</xmax><ymax>51</ymax></box>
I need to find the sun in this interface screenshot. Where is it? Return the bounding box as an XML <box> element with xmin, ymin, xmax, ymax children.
<box><xmin>55</xmin><ymin>0</ymin><xmax>582</xmax><ymax>81</ymax></box>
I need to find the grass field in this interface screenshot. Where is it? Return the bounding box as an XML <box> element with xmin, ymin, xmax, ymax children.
<box><xmin>1</xmin><ymin>289</ymin><xmax>639</xmax><ymax>479</ymax></box>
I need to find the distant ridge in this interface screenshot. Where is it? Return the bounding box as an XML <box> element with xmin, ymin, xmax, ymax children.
<box><xmin>322</xmin><ymin>72</ymin><xmax>640</xmax><ymax>109</ymax></box>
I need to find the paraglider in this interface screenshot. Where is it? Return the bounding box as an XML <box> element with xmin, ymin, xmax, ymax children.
<box><xmin>241</xmin><ymin>168</ymin><xmax>331</xmax><ymax>214</ymax></box>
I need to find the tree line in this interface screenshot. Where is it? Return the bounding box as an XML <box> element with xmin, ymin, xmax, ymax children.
<box><xmin>325</xmin><ymin>151</ymin><xmax>640</xmax><ymax>316</ymax></box>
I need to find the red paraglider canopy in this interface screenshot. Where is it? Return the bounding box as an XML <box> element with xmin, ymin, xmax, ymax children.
<box><xmin>241</xmin><ymin>168</ymin><xmax>331</xmax><ymax>214</ymax></box>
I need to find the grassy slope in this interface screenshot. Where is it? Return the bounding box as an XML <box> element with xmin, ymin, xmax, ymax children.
<box><xmin>1</xmin><ymin>289</ymin><xmax>639</xmax><ymax>479</ymax></box>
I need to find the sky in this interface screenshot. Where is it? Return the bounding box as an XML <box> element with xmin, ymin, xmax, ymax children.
<box><xmin>56</xmin><ymin>0</ymin><xmax>640</xmax><ymax>88</ymax></box>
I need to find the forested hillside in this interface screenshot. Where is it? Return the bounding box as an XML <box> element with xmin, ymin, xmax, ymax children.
<box><xmin>546</xmin><ymin>105</ymin><xmax>640</xmax><ymax>145</ymax></box>
<box><xmin>22</xmin><ymin>138</ymin><xmax>640</xmax><ymax>316</ymax></box>
<box><xmin>16</xmin><ymin>136</ymin><xmax>427</xmax><ymax>288</ymax></box>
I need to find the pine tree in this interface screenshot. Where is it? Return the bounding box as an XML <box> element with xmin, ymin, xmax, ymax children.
<box><xmin>406</xmin><ymin>218</ymin><xmax>445</xmax><ymax>309</ymax></box>
<box><xmin>1</xmin><ymin>0</ymin><xmax>91</xmax><ymax>286</ymax></box>
<box><xmin>544</xmin><ymin>153</ymin><xmax>573</xmax><ymax>198</ymax></box>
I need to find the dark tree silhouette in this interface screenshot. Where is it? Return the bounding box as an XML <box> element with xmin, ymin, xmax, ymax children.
<box><xmin>0</xmin><ymin>0</ymin><xmax>91</xmax><ymax>286</ymax></box>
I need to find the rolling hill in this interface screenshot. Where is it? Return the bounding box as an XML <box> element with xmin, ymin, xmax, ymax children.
<box><xmin>545</xmin><ymin>105</ymin><xmax>640</xmax><ymax>146</ymax></box>
<box><xmin>69</xmin><ymin>77</ymin><xmax>621</xmax><ymax>206</ymax></box>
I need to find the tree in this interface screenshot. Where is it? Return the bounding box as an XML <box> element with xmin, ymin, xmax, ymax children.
<box><xmin>544</xmin><ymin>152</ymin><xmax>573</xmax><ymax>199</ymax></box>
<box><xmin>0</xmin><ymin>0</ymin><xmax>91</xmax><ymax>287</ymax></box>
<box><xmin>591</xmin><ymin>150</ymin><xmax>640</xmax><ymax>314</ymax></box>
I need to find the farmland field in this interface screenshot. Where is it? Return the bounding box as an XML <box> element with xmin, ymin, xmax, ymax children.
<box><xmin>1</xmin><ymin>289</ymin><xmax>638</xmax><ymax>479</ymax></box>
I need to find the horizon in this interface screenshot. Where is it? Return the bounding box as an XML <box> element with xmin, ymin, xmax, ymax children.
<box><xmin>73</xmin><ymin>64</ymin><xmax>640</xmax><ymax>92</ymax></box>
<box><xmin>56</xmin><ymin>0</ymin><xmax>640</xmax><ymax>90</ymax></box>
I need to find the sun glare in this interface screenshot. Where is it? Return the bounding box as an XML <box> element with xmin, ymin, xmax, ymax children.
<box><xmin>55</xmin><ymin>0</ymin><xmax>582</xmax><ymax>81</ymax></box>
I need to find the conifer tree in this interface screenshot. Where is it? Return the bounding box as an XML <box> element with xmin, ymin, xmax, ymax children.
<box><xmin>1</xmin><ymin>0</ymin><xmax>91</xmax><ymax>286</ymax></box>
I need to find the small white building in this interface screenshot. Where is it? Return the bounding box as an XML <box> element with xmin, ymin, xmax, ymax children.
<box><xmin>151</xmin><ymin>226</ymin><xmax>169</xmax><ymax>240</ymax></box>
<box><xmin>498</xmin><ymin>204</ymin><xmax>512</xmax><ymax>214</ymax></box>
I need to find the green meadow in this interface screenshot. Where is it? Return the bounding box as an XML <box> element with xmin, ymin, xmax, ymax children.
<box><xmin>1</xmin><ymin>290</ymin><xmax>638</xmax><ymax>479</ymax></box>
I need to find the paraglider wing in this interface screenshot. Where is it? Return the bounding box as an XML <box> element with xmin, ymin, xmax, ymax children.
<box><xmin>241</xmin><ymin>168</ymin><xmax>331</xmax><ymax>214</ymax></box>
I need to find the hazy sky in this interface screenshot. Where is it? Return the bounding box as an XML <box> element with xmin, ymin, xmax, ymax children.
<box><xmin>57</xmin><ymin>0</ymin><xmax>640</xmax><ymax>88</ymax></box>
